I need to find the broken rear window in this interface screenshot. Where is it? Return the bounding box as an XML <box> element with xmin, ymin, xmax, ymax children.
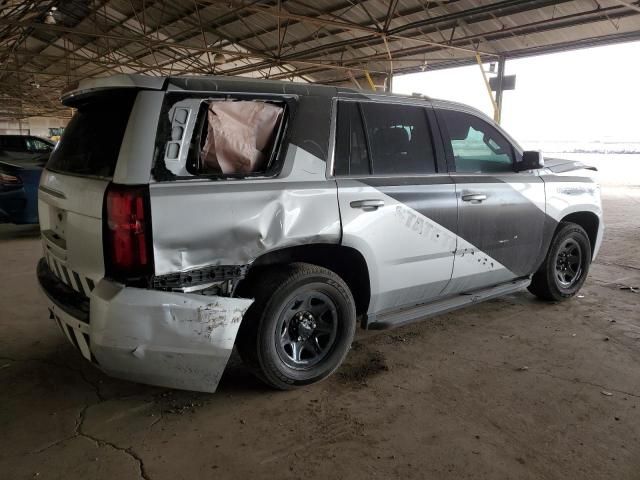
<box><xmin>154</xmin><ymin>95</ymin><xmax>289</xmax><ymax>180</ymax></box>
<box><xmin>199</xmin><ymin>100</ymin><xmax>283</xmax><ymax>175</ymax></box>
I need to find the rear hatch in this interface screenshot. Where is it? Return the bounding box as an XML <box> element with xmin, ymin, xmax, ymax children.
<box><xmin>39</xmin><ymin>90</ymin><xmax>138</xmax><ymax>296</ymax></box>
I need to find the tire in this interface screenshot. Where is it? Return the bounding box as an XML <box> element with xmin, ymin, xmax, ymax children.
<box><xmin>528</xmin><ymin>222</ymin><xmax>592</xmax><ymax>301</ymax></box>
<box><xmin>236</xmin><ymin>262</ymin><xmax>356</xmax><ymax>390</ymax></box>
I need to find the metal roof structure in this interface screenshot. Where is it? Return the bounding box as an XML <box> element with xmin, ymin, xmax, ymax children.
<box><xmin>1</xmin><ymin>0</ymin><xmax>639</xmax><ymax>119</ymax></box>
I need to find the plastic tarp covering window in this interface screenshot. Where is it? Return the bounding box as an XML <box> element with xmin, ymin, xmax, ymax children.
<box><xmin>200</xmin><ymin>100</ymin><xmax>283</xmax><ymax>174</ymax></box>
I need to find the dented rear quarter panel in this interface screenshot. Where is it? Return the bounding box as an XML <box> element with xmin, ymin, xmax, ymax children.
<box><xmin>149</xmin><ymin>145</ymin><xmax>341</xmax><ymax>275</ymax></box>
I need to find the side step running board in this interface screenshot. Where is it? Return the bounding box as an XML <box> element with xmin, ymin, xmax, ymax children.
<box><xmin>367</xmin><ymin>278</ymin><xmax>531</xmax><ymax>330</ymax></box>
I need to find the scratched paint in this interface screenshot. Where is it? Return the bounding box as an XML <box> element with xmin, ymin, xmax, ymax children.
<box><xmin>90</xmin><ymin>283</ymin><xmax>254</xmax><ymax>392</ymax></box>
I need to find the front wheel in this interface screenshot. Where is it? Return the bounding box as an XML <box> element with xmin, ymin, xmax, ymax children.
<box><xmin>236</xmin><ymin>263</ymin><xmax>356</xmax><ymax>390</ymax></box>
<box><xmin>528</xmin><ymin>222</ymin><xmax>592</xmax><ymax>301</ymax></box>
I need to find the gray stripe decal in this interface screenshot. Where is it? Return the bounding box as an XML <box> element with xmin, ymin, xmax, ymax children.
<box><xmin>361</xmin><ymin>178</ymin><xmax>458</xmax><ymax>235</ymax></box>
<box><xmin>361</xmin><ymin>175</ymin><xmax>558</xmax><ymax>277</ymax></box>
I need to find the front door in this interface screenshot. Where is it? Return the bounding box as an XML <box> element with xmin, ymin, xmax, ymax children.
<box><xmin>333</xmin><ymin>100</ymin><xmax>458</xmax><ymax>316</ymax></box>
<box><xmin>435</xmin><ymin>107</ymin><xmax>546</xmax><ymax>294</ymax></box>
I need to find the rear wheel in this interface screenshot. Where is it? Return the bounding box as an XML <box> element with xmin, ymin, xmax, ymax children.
<box><xmin>236</xmin><ymin>263</ymin><xmax>356</xmax><ymax>390</ymax></box>
<box><xmin>528</xmin><ymin>222</ymin><xmax>592</xmax><ymax>301</ymax></box>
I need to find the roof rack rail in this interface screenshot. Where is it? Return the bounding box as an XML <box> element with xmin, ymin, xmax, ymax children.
<box><xmin>411</xmin><ymin>92</ymin><xmax>431</xmax><ymax>100</ymax></box>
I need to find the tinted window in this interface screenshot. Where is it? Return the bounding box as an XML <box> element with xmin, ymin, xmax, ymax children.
<box><xmin>439</xmin><ymin>109</ymin><xmax>514</xmax><ymax>173</ymax></box>
<box><xmin>0</xmin><ymin>136</ymin><xmax>26</xmax><ymax>152</ymax></box>
<box><xmin>47</xmin><ymin>91</ymin><xmax>137</xmax><ymax>177</ymax></box>
<box><xmin>334</xmin><ymin>102</ymin><xmax>370</xmax><ymax>176</ymax></box>
<box><xmin>360</xmin><ymin>102</ymin><xmax>436</xmax><ymax>175</ymax></box>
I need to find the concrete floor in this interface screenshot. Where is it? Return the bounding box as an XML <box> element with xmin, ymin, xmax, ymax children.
<box><xmin>1</xmin><ymin>187</ymin><xmax>639</xmax><ymax>480</ymax></box>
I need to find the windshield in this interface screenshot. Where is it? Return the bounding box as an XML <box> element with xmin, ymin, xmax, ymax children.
<box><xmin>47</xmin><ymin>90</ymin><xmax>137</xmax><ymax>178</ymax></box>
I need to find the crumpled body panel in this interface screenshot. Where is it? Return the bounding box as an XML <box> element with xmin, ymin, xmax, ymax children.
<box><xmin>150</xmin><ymin>146</ymin><xmax>340</xmax><ymax>275</ymax></box>
<box><xmin>90</xmin><ymin>279</ymin><xmax>253</xmax><ymax>392</ymax></box>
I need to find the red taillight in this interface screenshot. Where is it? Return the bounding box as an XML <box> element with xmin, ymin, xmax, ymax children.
<box><xmin>0</xmin><ymin>172</ymin><xmax>22</xmax><ymax>185</ymax></box>
<box><xmin>103</xmin><ymin>184</ymin><xmax>153</xmax><ymax>282</ymax></box>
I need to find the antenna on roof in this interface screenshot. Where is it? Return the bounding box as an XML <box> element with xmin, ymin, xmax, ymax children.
<box><xmin>411</xmin><ymin>92</ymin><xmax>431</xmax><ymax>100</ymax></box>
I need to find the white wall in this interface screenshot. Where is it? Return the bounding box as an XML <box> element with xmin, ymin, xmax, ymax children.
<box><xmin>0</xmin><ymin>119</ymin><xmax>29</xmax><ymax>135</ymax></box>
<box><xmin>0</xmin><ymin>117</ymin><xmax>69</xmax><ymax>138</ymax></box>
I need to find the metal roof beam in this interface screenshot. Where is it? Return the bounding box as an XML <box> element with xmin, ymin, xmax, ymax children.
<box><xmin>612</xmin><ymin>0</ymin><xmax>640</xmax><ymax>14</ymax></box>
<box><xmin>266</xmin><ymin>6</ymin><xmax>638</xmax><ymax>80</ymax></box>
<box><xmin>219</xmin><ymin>0</ymin><xmax>570</xmax><ymax>77</ymax></box>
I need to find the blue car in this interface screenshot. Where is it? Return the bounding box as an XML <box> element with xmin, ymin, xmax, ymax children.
<box><xmin>0</xmin><ymin>135</ymin><xmax>54</xmax><ymax>224</ymax></box>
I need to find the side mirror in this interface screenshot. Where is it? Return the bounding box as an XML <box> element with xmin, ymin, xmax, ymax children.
<box><xmin>515</xmin><ymin>150</ymin><xmax>544</xmax><ymax>172</ymax></box>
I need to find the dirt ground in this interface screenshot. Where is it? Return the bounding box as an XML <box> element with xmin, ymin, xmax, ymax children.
<box><xmin>1</xmin><ymin>187</ymin><xmax>639</xmax><ymax>480</ymax></box>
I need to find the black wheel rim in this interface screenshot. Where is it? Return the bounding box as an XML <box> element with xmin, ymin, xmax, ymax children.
<box><xmin>554</xmin><ymin>238</ymin><xmax>583</xmax><ymax>288</ymax></box>
<box><xmin>275</xmin><ymin>289</ymin><xmax>339</xmax><ymax>370</ymax></box>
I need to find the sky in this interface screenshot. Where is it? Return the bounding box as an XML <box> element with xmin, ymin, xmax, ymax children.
<box><xmin>393</xmin><ymin>40</ymin><xmax>640</xmax><ymax>146</ymax></box>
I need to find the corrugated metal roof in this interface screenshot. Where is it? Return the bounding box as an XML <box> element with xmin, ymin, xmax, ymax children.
<box><xmin>0</xmin><ymin>0</ymin><xmax>638</xmax><ymax>118</ymax></box>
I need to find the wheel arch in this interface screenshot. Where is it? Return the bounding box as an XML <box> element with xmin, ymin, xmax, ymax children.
<box><xmin>237</xmin><ymin>244</ymin><xmax>371</xmax><ymax>318</ymax></box>
<box><xmin>559</xmin><ymin>211</ymin><xmax>599</xmax><ymax>258</ymax></box>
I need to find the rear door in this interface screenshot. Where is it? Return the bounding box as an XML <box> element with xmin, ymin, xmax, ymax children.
<box><xmin>334</xmin><ymin>100</ymin><xmax>458</xmax><ymax>316</ymax></box>
<box><xmin>38</xmin><ymin>90</ymin><xmax>144</xmax><ymax>295</ymax></box>
<box><xmin>435</xmin><ymin>107</ymin><xmax>546</xmax><ymax>294</ymax></box>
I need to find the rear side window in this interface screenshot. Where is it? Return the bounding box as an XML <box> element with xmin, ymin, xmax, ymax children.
<box><xmin>193</xmin><ymin>100</ymin><xmax>285</xmax><ymax>176</ymax></box>
<box><xmin>362</xmin><ymin>102</ymin><xmax>436</xmax><ymax>175</ymax></box>
<box><xmin>47</xmin><ymin>91</ymin><xmax>137</xmax><ymax>178</ymax></box>
<box><xmin>334</xmin><ymin>101</ymin><xmax>436</xmax><ymax>176</ymax></box>
<box><xmin>438</xmin><ymin>109</ymin><xmax>514</xmax><ymax>173</ymax></box>
<box><xmin>153</xmin><ymin>94</ymin><xmax>290</xmax><ymax>180</ymax></box>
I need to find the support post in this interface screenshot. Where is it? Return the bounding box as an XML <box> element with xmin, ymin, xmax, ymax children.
<box><xmin>475</xmin><ymin>53</ymin><xmax>500</xmax><ymax>123</ymax></box>
<box><xmin>364</xmin><ymin>71</ymin><xmax>376</xmax><ymax>91</ymax></box>
<box><xmin>494</xmin><ymin>56</ymin><xmax>506</xmax><ymax>124</ymax></box>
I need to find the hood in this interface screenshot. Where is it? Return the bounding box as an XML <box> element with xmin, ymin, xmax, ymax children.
<box><xmin>544</xmin><ymin>157</ymin><xmax>597</xmax><ymax>173</ymax></box>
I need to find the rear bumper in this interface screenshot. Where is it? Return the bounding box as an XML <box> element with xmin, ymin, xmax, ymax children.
<box><xmin>37</xmin><ymin>258</ymin><xmax>253</xmax><ymax>392</ymax></box>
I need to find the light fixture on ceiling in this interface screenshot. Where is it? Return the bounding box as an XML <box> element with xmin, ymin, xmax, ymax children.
<box><xmin>44</xmin><ymin>6</ymin><xmax>58</xmax><ymax>25</ymax></box>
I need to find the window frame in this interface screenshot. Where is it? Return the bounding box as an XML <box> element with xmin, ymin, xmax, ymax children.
<box><xmin>187</xmin><ymin>97</ymin><xmax>289</xmax><ymax>178</ymax></box>
<box><xmin>333</xmin><ymin>101</ymin><xmax>372</xmax><ymax>176</ymax></box>
<box><xmin>434</xmin><ymin>105</ymin><xmax>523</xmax><ymax>175</ymax></box>
<box><xmin>152</xmin><ymin>92</ymin><xmax>295</xmax><ymax>182</ymax></box>
<box><xmin>329</xmin><ymin>97</ymin><xmax>448</xmax><ymax>179</ymax></box>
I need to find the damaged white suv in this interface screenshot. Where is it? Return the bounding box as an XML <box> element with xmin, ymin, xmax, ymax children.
<box><xmin>37</xmin><ymin>74</ymin><xmax>603</xmax><ymax>392</ymax></box>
